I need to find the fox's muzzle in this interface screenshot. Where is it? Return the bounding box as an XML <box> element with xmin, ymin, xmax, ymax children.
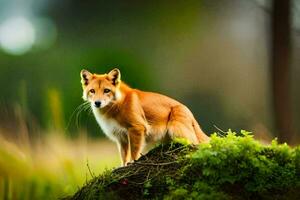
<box><xmin>94</xmin><ymin>101</ymin><xmax>101</xmax><ymax>108</ymax></box>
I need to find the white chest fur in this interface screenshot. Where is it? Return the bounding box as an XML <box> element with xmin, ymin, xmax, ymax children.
<box><xmin>92</xmin><ymin>108</ymin><xmax>127</xmax><ymax>142</ymax></box>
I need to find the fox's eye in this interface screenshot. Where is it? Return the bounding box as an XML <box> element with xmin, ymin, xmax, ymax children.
<box><xmin>104</xmin><ymin>89</ymin><xmax>111</xmax><ymax>93</ymax></box>
<box><xmin>89</xmin><ymin>89</ymin><xmax>95</xmax><ymax>94</ymax></box>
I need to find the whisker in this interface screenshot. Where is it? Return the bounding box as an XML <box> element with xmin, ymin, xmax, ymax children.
<box><xmin>66</xmin><ymin>101</ymin><xmax>90</xmax><ymax>130</ymax></box>
<box><xmin>87</xmin><ymin>106</ymin><xmax>93</xmax><ymax>115</ymax></box>
<box><xmin>78</xmin><ymin>102</ymin><xmax>92</xmax><ymax>127</ymax></box>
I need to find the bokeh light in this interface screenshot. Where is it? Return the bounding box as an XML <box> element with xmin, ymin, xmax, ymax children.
<box><xmin>0</xmin><ymin>17</ymin><xmax>35</xmax><ymax>55</ymax></box>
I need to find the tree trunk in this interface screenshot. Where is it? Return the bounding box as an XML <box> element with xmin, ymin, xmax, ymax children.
<box><xmin>271</xmin><ymin>0</ymin><xmax>294</xmax><ymax>143</ymax></box>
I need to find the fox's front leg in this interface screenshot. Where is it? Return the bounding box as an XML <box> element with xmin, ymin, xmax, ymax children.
<box><xmin>117</xmin><ymin>140</ymin><xmax>130</xmax><ymax>166</ymax></box>
<box><xmin>128</xmin><ymin>125</ymin><xmax>145</xmax><ymax>161</ymax></box>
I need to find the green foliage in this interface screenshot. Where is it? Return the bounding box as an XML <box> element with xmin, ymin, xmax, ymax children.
<box><xmin>185</xmin><ymin>131</ymin><xmax>299</xmax><ymax>196</ymax></box>
<box><xmin>69</xmin><ymin>131</ymin><xmax>300</xmax><ymax>200</ymax></box>
<box><xmin>71</xmin><ymin>170</ymin><xmax>119</xmax><ymax>200</ymax></box>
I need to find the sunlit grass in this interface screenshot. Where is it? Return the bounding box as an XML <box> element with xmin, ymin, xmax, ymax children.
<box><xmin>0</xmin><ymin>85</ymin><xmax>120</xmax><ymax>199</ymax></box>
<box><xmin>0</xmin><ymin>130</ymin><xmax>119</xmax><ymax>200</ymax></box>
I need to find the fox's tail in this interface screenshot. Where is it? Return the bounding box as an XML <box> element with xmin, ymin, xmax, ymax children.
<box><xmin>192</xmin><ymin>118</ymin><xmax>210</xmax><ymax>143</ymax></box>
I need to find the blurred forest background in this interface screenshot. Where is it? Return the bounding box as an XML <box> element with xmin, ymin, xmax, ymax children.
<box><xmin>0</xmin><ymin>0</ymin><xmax>300</xmax><ymax>199</ymax></box>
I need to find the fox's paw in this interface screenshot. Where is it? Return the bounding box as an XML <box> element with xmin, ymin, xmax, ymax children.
<box><xmin>126</xmin><ymin>160</ymin><xmax>137</xmax><ymax>166</ymax></box>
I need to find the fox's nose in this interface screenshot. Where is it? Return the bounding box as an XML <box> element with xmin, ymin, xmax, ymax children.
<box><xmin>94</xmin><ymin>101</ymin><xmax>101</xmax><ymax>108</ymax></box>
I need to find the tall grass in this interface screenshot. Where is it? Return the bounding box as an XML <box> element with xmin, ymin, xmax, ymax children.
<box><xmin>0</xmin><ymin>85</ymin><xmax>119</xmax><ymax>199</ymax></box>
<box><xmin>0</xmin><ymin>131</ymin><xmax>119</xmax><ymax>200</ymax></box>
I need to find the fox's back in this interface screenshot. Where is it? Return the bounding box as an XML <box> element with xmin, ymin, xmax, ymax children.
<box><xmin>135</xmin><ymin>90</ymin><xmax>185</xmax><ymax>124</ymax></box>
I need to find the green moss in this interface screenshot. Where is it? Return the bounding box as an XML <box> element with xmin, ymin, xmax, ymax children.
<box><xmin>68</xmin><ymin>130</ymin><xmax>300</xmax><ymax>200</ymax></box>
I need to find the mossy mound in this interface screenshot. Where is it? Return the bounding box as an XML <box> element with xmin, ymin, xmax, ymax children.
<box><xmin>68</xmin><ymin>131</ymin><xmax>300</xmax><ymax>200</ymax></box>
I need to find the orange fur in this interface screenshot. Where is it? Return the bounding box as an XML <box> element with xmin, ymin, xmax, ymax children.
<box><xmin>80</xmin><ymin>68</ymin><xmax>209</xmax><ymax>166</ymax></box>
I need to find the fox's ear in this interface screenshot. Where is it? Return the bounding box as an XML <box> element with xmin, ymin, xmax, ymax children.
<box><xmin>107</xmin><ymin>68</ymin><xmax>121</xmax><ymax>85</ymax></box>
<box><xmin>80</xmin><ymin>69</ymin><xmax>93</xmax><ymax>86</ymax></box>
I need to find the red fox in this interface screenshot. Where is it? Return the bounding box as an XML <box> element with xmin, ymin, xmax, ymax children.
<box><xmin>80</xmin><ymin>68</ymin><xmax>209</xmax><ymax>166</ymax></box>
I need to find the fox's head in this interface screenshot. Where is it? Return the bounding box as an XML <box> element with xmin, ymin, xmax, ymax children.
<box><xmin>80</xmin><ymin>68</ymin><xmax>122</xmax><ymax>109</ymax></box>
